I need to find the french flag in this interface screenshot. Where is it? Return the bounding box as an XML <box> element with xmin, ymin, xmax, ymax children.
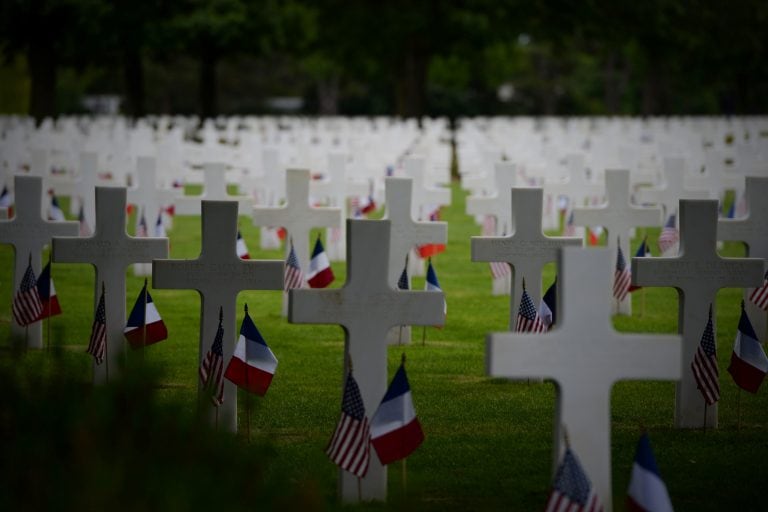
<box><xmin>236</xmin><ymin>230</ymin><xmax>250</xmax><ymax>259</ymax></box>
<box><xmin>370</xmin><ymin>362</ymin><xmax>424</xmax><ymax>465</ymax></box>
<box><xmin>626</xmin><ymin>433</ymin><xmax>673</xmax><ymax>512</ymax></box>
<box><xmin>224</xmin><ymin>306</ymin><xmax>277</xmax><ymax>396</ymax></box>
<box><xmin>124</xmin><ymin>281</ymin><xmax>168</xmax><ymax>348</ymax></box>
<box><xmin>307</xmin><ymin>236</ymin><xmax>334</xmax><ymax>288</ymax></box>
<box><xmin>727</xmin><ymin>303</ymin><xmax>768</xmax><ymax>393</ymax></box>
<box><xmin>36</xmin><ymin>261</ymin><xmax>61</xmax><ymax>320</ymax></box>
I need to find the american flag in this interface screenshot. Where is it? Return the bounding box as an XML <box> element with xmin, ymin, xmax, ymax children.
<box><xmin>78</xmin><ymin>203</ymin><xmax>91</xmax><ymax>237</ymax></box>
<box><xmin>613</xmin><ymin>243</ymin><xmax>631</xmax><ymax>302</ymax></box>
<box><xmin>154</xmin><ymin>212</ymin><xmax>166</xmax><ymax>237</ymax></box>
<box><xmin>86</xmin><ymin>285</ymin><xmax>107</xmax><ymax>365</ymax></box>
<box><xmin>545</xmin><ymin>448</ymin><xmax>603</xmax><ymax>512</ymax></box>
<box><xmin>691</xmin><ymin>305</ymin><xmax>719</xmax><ymax>405</ymax></box>
<box><xmin>326</xmin><ymin>371</ymin><xmax>371</xmax><ymax>478</ymax></box>
<box><xmin>748</xmin><ymin>270</ymin><xmax>768</xmax><ymax>311</ymax></box>
<box><xmin>515</xmin><ymin>286</ymin><xmax>546</xmax><ymax>333</ymax></box>
<box><xmin>199</xmin><ymin>307</ymin><xmax>225</xmax><ymax>406</ymax></box>
<box><xmin>12</xmin><ymin>256</ymin><xmax>43</xmax><ymax>326</ymax></box>
<box><xmin>135</xmin><ymin>208</ymin><xmax>148</xmax><ymax>237</ymax></box>
<box><xmin>657</xmin><ymin>214</ymin><xmax>679</xmax><ymax>255</ymax></box>
<box><xmin>284</xmin><ymin>242</ymin><xmax>305</xmax><ymax>290</ymax></box>
<box><xmin>483</xmin><ymin>215</ymin><xmax>511</xmax><ymax>279</ymax></box>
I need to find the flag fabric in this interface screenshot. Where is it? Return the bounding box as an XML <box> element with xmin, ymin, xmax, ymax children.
<box><xmin>626</xmin><ymin>433</ymin><xmax>674</xmax><ymax>512</ymax></box>
<box><xmin>425</xmin><ymin>259</ymin><xmax>446</xmax><ymax>316</ymax></box>
<box><xmin>48</xmin><ymin>194</ymin><xmax>65</xmax><ymax>221</ymax></box>
<box><xmin>86</xmin><ymin>286</ymin><xmax>107</xmax><ymax>365</ymax></box>
<box><xmin>123</xmin><ymin>281</ymin><xmax>168</xmax><ymax>349</ymax></box>
<box><xmin>224</xmin><ymin>307</ymin><xmax>278</xmax><ymax>396</ymax></box>
<box><xmin>515</xmin><ymin>285</ymin><xmax>547</xmax><ymax>333</ymax></box>
<box><xmin>539</xmin><ymin>278</ymin><xmax>557</xmax><ymax>329</ymax></box>
<box><xmin>154</xmin><ymin>211</ymin><xmax>166</xmax><ymax>238</ymax></box>
<box><xmin>588</xmin><ymin>226</ymin><xmax>603</xmax><ymax>246</ymax></box>
<box><xmin>371</xmin><ymin>362</ymin><xmax>425</xmax><ymax>465</ymax></box>
<box><xmin>307</xmin><ymin>236</ymin><xmax>335</xmax><ymax>288</ymax></box>
<box><xmin>135</xmin><ymin>208</ymin><xmax>148</xmax><ymax>237</ymax></box>
<box><xmin>284</xmin><ymin>242</ymin><xmax>305</xmax><ymax>290</ymax></box>
<box><xmin>236</xmin><ymin>230</ymin><xmax>250</xmax><ymax>259</ymax></box>
<box><xmin>482</xmin><ymin>214</ymin><xmax>511</xmax><ymax>278</ymax></box>
<box><xmin>629</xmin><ymin>238</ymin><xmax>651</xmax><ymax>292</ymax></box>
<box><xmin>614</xmin><ymin>243</ymin><xmax>632</xmax><ymax>301</ymax></box>
<box><xmin>545</xmin><ymin>447</ymin><xmax>603</xmax><ymax>512</ymax></box>
<box><xmin>658</xmin><ymin>214</ymin><xmax>679</xmax><ymax>256</ymax></box>
<box><xmin>691</xmin><ymin>305</ymin><xmax>719</xmax><ymax>405</ymax></box>
<box><xmin>398</xmin><ymin>262</ymin><xmax>409</xmax><ymax>290</ymax></box>
<box><xmin>748</xmin><ymin>270</ymin><xmax>768</xmax><ymax>311</ymax></box>
<box><xmin>0</xmin><ymin>185</ymin><xmax>12</xmax><ymax>208</ymax></box>
<box><xmin>199</xmin><ymin>308</ymin><xmax>226</xmax><ymax>406</ymax></box>
<box><xmin>727</xmin><ymin>304</ymin><xmax>768</xmax><ymax>393</ymax></box>
<box><xmin>326</xmin><ymin>371</ymin><xmax>371</xmax><ymax>478</ymax></box>
<box><xmin>12</xmin><ymin>257</ymin><xmax>43</xmax><ymax>326</ymax></box>
<box><xmin>78</xmin><ymin>203</ymin><xmax>91</xmax><ymax>237</ymax></box>
<box><xmin>417</xmin><ymin>242</ymin><xmax>446</xmax><ymax>259</ymax></box>
<box><xmin>563</xmin><ymin>210</ymin><xmax>576</xmax><ymax>237</ymax></box>
<box><xmin>36</xmin><ymin>261</ymin><xmax>61</xmax><ymax>320</ymax></box>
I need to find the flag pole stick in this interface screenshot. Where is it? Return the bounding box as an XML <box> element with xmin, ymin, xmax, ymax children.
<box><xmin>245</xmin><ymin>304</ymin><xmax>251</xmax><ymax>442</ymax></box>
<box><xmin>46</xmin><ymin>254</ymin><xmax>52</xmax><ymax>353</ymax></box>
<box><xmin>399</xmin><ymin>326</ymin><xmax>403</xmax><ymax>345</ymax></box>
<box><xmin>142</xmin><ymin>278</ymin><xmax>148</xmax><ymax>362</ymax></box>
<box><xmin>103</xmin><ymin>281</ymin><xmax>109</xmax><ymax>383</ymax></box>
<box><xmin>737</xmin><ymin>389</ymin><xmax>742</xmax><ymax>432</ymax></box>
<box><xmin>402</xmin><ymin>458</ymin><xmax>407</xmax><ymax>492</ymax></box>
<box><xmin>357</xmin><ymin>477</ymin><xmax>362</xmax><ymax>502</ymax></box>
<box><xmin>702</xmin><ymin>401</ymin><xmax>707</xmax><ymax>434</ymax></box>
<box><xmin>422</xmin><ymin>326</ymin><xmax>426</xmax><ymax>346</ymax></box>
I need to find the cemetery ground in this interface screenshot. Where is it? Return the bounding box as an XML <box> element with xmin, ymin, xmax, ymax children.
<box><xmin>1</xmin><ymin>183</ymin><xmax>766</xmax><ymax>511</ymax></box>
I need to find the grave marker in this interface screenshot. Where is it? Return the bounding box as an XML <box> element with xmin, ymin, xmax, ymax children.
<box><xmin>488</xmin><ymin>246</ymin><xmax>681</xmax><ymax>511</ymax></box>
<box><xmin>0</xmin><ymin>176</ymin><xmax>78</xmax><ymax>348</ymax></box>
<box><xmin>632</xmin><ymin>199</ymin><xmax>763</xmax><ymax>428</ymax></box>
<box><xmin>175</xmin><ymin>162</ymin><xmax>252</xmax><ymax>215</ymax></box>
<box><xmin>636</xmin><ymin>157</ymin><xmax>709</xmax><ymax>218</ymax></box>
<box><xmin>52</xmin><ymin>187</ymin><xmax>168</xmax><ymax>380</ymax></box>
<box><xmin>289</xmin><ymin>219</ymin><xmax>445</xmax><ymax>503</ymax></box>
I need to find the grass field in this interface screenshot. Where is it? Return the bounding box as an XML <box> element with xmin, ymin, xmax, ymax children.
<box><xmin>1</xmin><ymin>181</ymin><xmax>766</xmax><ymax>511</ymax></box>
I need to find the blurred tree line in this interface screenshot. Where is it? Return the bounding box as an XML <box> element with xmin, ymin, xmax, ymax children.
<box><xmin>1</xmin><ymin>0</ymin><xmax>766</xmax><ymax>121</ymax></box>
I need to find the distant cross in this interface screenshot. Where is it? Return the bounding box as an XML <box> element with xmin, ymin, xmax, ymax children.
<box><xmin>289</xmin><ymin>219</ymin><xmax>445</xmax><ymax>503</ymax></box>
<box><xmin>126</xmin><ymin>156</ymin><xmax>178</xmax><ymax>229</ymax></box>
<box><xmin>403</xmin><ymin>157</ymin><xmax>451</xmax><ymax>217</ymax></box>
<box><xmin>636</xmin><ymin>157</ymin><xmax>709</xmax><ymax>218</ymax></box>
<box><xmin>52</xmin><ymin>187</ymin><xmax>168</xmax><ymax>381</ymax></box>
<box><xmin>466</xmin><ymin>162</ymin><xmax>518</xmax><ymax>233</ymax></box>
<box><xmin>472</xmin><ymin>187</ymin><xmax>581</xmax><ymax>328</ymax></box>
<box><xmin>543</xmin><ymin>154</ymin><xmax>603</xmax><ymax>210</ymax></box>
<box><xmin>572</xmin><ymin>169</ymin><xmax>662</xmax><ymax>315</ymax></box>
<box><xmin>488</xmin><ymin>246</ymin><xmax>681</xmax><ymax>512</ymax></box>
<box><xmin>71</xmin><ymin>152</ymin><xmax>102</xmax><ymax>224</ymax></box>
<box><xmin>632</xmin><ymin>199</ymin><xmax>763</xmax><ymax>428</ymax></box>
<box><xmin>153</xmin><ymin>201</ymin><xmax>283</xmax><ymax>432</ymax></box>
<box><xmin>0</xmin><ymin>176</ymin><xmax>78</xmax><ymax>348</ymax></box>
<box><xmin>175</xmin><ymin>162</ymin><xmax>252</xmax><ymax>215</ymax></box>
<box><xmin>718</xmin><ymin>176</ymin><xmax>768</xmax><ymax>340</ymax></box>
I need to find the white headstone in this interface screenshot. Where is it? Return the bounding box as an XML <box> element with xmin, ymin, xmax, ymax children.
<box><xmin>0</xmin><ymin>176</ymin><xmax>79</xmax><ymax>348</ymax></box>
<box><xmin>71</xmin><ymin>152</ymin><xmax>102</xmax><ymax>224</ymax></box>
<box><xmin>472</xmin><ymin>188</ymin><xmax>582</xmax><ymax>328</ymax></box>
<box><xmin>152</xmin><ymin>201</ymin><xmax>284</xmax><ymax>432</ymax></box>
<box><xmin>572</xmin><ymin>170</ymin><xmax>662</xmax><ymax>315</ymax></box>
<box><xmin>718</xmin><ymin>176</ymin><xmax>768</xmax><ymax>340</ymax></box>
<box><xmin>488</xmin><ymin>246</ymin><xmax>681</xmax><ymax>512</ymax></box>
<box><xmin>52</xmin><ymin>187</ymin><xmax>168</xmax><ymax>381</ymax></box>
<box><xmin>175</xmin><ymin>163</ymin><xmax>252</xmax><ymax>215</ymax></box>
<box><xmin>632</xmin><ymin>199</ymin><xmax>763</xmax><ymax>428</ymax></box>
<box><xmin>636</xmin><ymin>157</ymin><xmax>709</xmax><ymax>218</ymax></box>
<box><xmin>288</xmin><ymin>219</ymin><xmax>445</xmax><ymax>503</ymax></box>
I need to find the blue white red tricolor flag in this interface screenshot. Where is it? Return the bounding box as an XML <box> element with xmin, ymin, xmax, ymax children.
<box><xmin>371</xmin><ymin>361</ymin><xmax>425</xmax><ymax>465</ymax></box>
<box><xmin>154</xmin><ymin>211</ymin><xmax>166</xmax><ymax>238</ymax></box>
<box><xmin>545</xmin><ymin>447</ymin><xmax>603</xmax><ymax>512</ymax></box>
<box><xmin>36</xmin><ymin>260</ymin><xmax>61</xmax><ymax>320</ymax></box>
<box><xmin>326</xmin><ymin>370</ymin><xmax>371</xmax><ymax>477</ymax></box>
<box><xmin>48</xmin><ymin>194</ymin><xmax>66</xmax><ymax>221</ymax></box>
<box><xmin>538</xmin><ymin>278</ymin><xmax>557</xmax><ymax>330</ymax></box>
<box><xmin>727</xmin><ymin>302</ymin><xmax>768</xmax><ymax>393</ymax></box>
<box><xmin>236</xmin><ymin>230</ymin><xmax>250</xmax><ymax>259</ymax></box>
<box><xmin>307</xmin><ymin>236</ymin><xmax>334</xmax><ymax>288</ymax></box>
<box><xmin>425</xmin><ymin>258</ymin><xmax>446</xmax><ymax>317</ymax></box>
<box><xmin>626</xmin><ymin>433</ymin><xmax>674</xmax><ymax>512</ymax></box>
<box><xmin>124</xmin><ymin>280</ymin><xmax>168</xmax><ymax>348</ymax></box>
<box><xmin>224</xmin><ymin>305</ymin><xmax>278</xmax><ymax>396</ymax></box>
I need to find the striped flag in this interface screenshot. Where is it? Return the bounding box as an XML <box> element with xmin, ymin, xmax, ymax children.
<box><xmin>36</xmin><ymin>260</ymin><xmax>62</xmax><ymax>320</ymax></box>
<box><xmin>539</xmin><ymin>278</ymin><xmax>557</xmax><ymax>330</ymax></box>
<box><xmin>236</xmin><ymin>230</ymin><xmax>250</xmax><ymax>259</ymax></box>
<box><xmin>727</xmin><ymin>302</ymin><xmax>768</xmax><ymax>393</ymax></box>
<box><xmin>691</xmin><ymin>305</ymin><xmax>719</xmax><ymax>405</ymax></box>
<box><xmin>48</xmin><ymin>194</ymin><xmax>66</xmax><ymax>221</ymax></box>
<box><xmin>563</xmin><ymin>210</ymin><xmax>576</xmax><ymax>237</ymax></box>
<box><xmin>135</xmin><ymin>207</ymin><xmax>148</xmax><ymax>237</ymax></box>
<box><xmin>748</xmin><ymin>270</ymin><xmax>768</xmax><ymax>311</ymax></box>
<box><xmin>426</xmin><ymin>258</ymin><xmax>446</xmax><ymax>316</ymax></box>
<box><xmin>545</xmin><ymin>447</ymin><xmax>603</xmax><ymax>512</ymax></box>
<box><xmin>284</xmin><ymin>241</ymin><xmax>305</xmax><ymax>290</ymax></box>
<box><xmin>0</xmin><ymin>185</ymin><xmax>12</xmax><ymax>208</ymax></box>
<box><xmin>657</xmin><ymin>214</ymin><xmax>679</xmax><ymax>256</ymax></box>
<box><xmin>86</xmin><ymin>285</ymin><xmax>107</xmax><ymax>365</ymax></box>
<box><xmin>613</xmin><ymin>241</ymin><xmax>632</xmax><ymax>302</ymax></box>
<box><xmin>515</xmin><ymin>284</ymin><xmax>546</xmax><ymax>333</ymax></box>
<box><xmin>200</xmin><ymin>307</ymin><xmax>225</xmax><ymax>406</ymax></box>
<box><xmin>326</xmin><ymin>371</ymin><xmax>371</xmax><ymax>478</ymax></box>
<box><xmin>12</xmin><ymin>255</ymin><xmax>43</xmax><ymax>326</ymax></box>
<box><xmin>123</xmin><ymin>280</ymin><xmax>168</xmax><ymax>349</ymax></box>
<box><xmin>154</xmin><ymin>211</ymin><xmax>166</xmax><ymax>238</ymax></box>
<box><xmin>78</xmin><ymin>203</ymin><xmax>91</xmax><ymax>237</ymax></box>
<box><xmin>307</xmin><ymin>235</ymin><xmax>334</xmax><ymax>288</ymax></box>
<box><xmin>224</xmin><ymin>305</ymin><xmax>278</xmax><ymax>396</ymax></box>
<box><xmin>626</xmin><ymin>433</ymin><xmax>674</xmax><ymax>512</ymax></box>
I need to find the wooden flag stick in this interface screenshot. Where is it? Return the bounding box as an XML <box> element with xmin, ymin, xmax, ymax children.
<box><xmin>737</xmin><ymin>389</ymin><xmax>742</xmax><ymax>432</ymax></box>
<box><xmin>245</xmin><ymin>303</ymin><xmax>251</xmax><ymax>442</ymax></box>
<box><xmin>422</xmin><ymin>326</ymin><xmax>426</xmax><ymax>346</ymax></box>
<box><xmin>46</xmin><ymin>253</ymin><xmax>52</xmax><ymax>353</ymax></box>
<box><xmin>102</xmin><ymin>281</ymin><xmax>110</xmax><ymax>383</ymax></box>
<box><xmin>703</xmin><ymin>401</ymin><xmax>708</xmax><ymax>433</ymax></box>
<box><xmin>402</xmin><ymin>458</ymin><xmax>407</xmax><ymax>492</ymax></box>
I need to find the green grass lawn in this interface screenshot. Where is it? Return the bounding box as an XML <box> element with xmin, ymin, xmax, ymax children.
<box><xmin>1</xmin><ymin>182</ymin><xmax>766</xmax><ymax>511</ymax></box>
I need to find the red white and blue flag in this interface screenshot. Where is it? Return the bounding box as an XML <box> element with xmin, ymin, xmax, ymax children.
<box><xmin>425</xmin><ymin>258</ymin><xmax>446</xmax><ymax>317</ymax></box>
<box><xmin>370</xmin><ymin>362</ymin><xmax>425</xmax><ymax>465</ymax></box>
<box><xmin>12</xmin><ymin>255</ymin><xmax>43</xmax><ymax>326</ymax></box>
<box><xmin>154</xmin><ymin>211</ymin><xmax>166</xmax><ymax>238</ymax></box>
<box><xmin>78</xmin><ymin>203</ymin><xmax>91</xmax><ymax>237</ymax></box>
<box><xmin>0</xmin><ymin>185</ymin><xmax>13</xmax><ymax>209</ymax></box>
<box><xmin>135</xmin><ymin>208</ymin><xmax>148</xmax><ymax>237</ymax></box>
<box><xmin>626</xmin><ymin>433</ymin><xmax>674</xmax><ymax>512</ymax></box>
<box><xmin>236</xmin><ymin>230</ymin><xmax>250</xmax><ymax>259</ymax></box>
<box><xmin>614</xmin><ymin>241</ymin><xmax>632</xmax><ymax>301</ymax></box>
<box><xmin>629</xmin><ymin>237</ymin><xmax>650</xmax><ymax>292</ymax></box>
<box><xmin>307</xmin><ymin>236</ymin><xmax>334</xmax><ymax>288</ymax></box>
<box><xmin>545</xmin><ymin>447</ymin><xmax>603</xmax><ymax>512</ymax></box>
<box><xmin>224</xmin><ymin>305</ymin><xmax>278</xmax><ymax>396</ymax></box>
<box><xmin>748</xmin><ymin>270</ymin><xmax>768</xmax><ymax>311</ymax></box>
<box><xmin>516</xmin><ymin>284</ymin><xmax>547</xmax><ymax>333</ymax></box>
<box><xmin>86</xmin><ymin>285</ymin><xmax>107</xmax><ymax>365</ymax></box>
<box><xmin>657</xmin><ymin>214</ymin><xmax>679</xmax><ymax>256</ymax></box>
<box><xmin>539</xmin><ymin>278</ymin><xmax>557</xmax><ymax>330</ymax></box>
<box><xmin>326</xmin><ymin>371</ymin><xmax>371</xmax><ymax>477</ymax></box>
<box><xmin>284</xmin><ymin>241</ymin><xmax>305</xmax><ymax>290</ymax></box>
<box><xmin>48</xmin><ymin>194</ymin><xmax>66</xmax><ymax>221</ymax></box>
<box><xmin>124</xmin><ymin>280</ymin><xmax>168</xmax><ymax>348</ymax></box>
<box><xmin>36</xmin><ymin>260</ymin><xmax>62</xmax><ymax>320</ymax></box>
<box><xmin>200</xmin><ymin>307</ymin><xmax>226</xmax><ymax>406</ymax></box>
<box><xmin>691</xmin><ymin>305</ymin><xmax>719</xmax><ymax>405</ymax></box>
<box><xmin>727</xmin><ymin>303</ymin><xmax>768</xmax><ymax>393</ymax></box>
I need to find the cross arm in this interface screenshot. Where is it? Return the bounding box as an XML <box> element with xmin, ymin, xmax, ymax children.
<box><xmin>611</xmin><ymin>335</ymin><xmax>681</xmax><ymax>381</ymax></box>
<box><xmin>251</xmin><ymin>207</ymin><xmax>288</xmax><ymax>227</ymax></box>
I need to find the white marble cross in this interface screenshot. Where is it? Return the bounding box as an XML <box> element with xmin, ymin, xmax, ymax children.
<box><xmin>636</xmin><ymin>157</ymin><xmax>709</xmax><ymax>218</ymax></box>
<box><xmin>153</xmin><ymin>201</ymin><xmax>283</xmax><ymax>432</ymax></box>
<box><xmin>403</xmin><ymin>157</ymin><xmax>451</xmax><ymax>216</ymax></box>
<box><xmin>289</xmin><ymin>219</ymin><xmax>445</xmax><ymax>503</ymax></box>
<box><xmin>52</xmin><ymin>187</ymin><xmax>168</xmax><ymax>381</ymax></box>
<box><xmin>573</xmin><ymin>169</ymin><xmax>662</xmax><ymax>315</ymax></box>
<box><xmin>472</xmin><ymin>188</ymin><xmax>582</xmax><ymax>328</ymax></box>
<box><xmin>632</xmin><ymin>199</ymin><xmax>763</xmax><ymax>428</ymax></box>
<box><xmin>70</xmin><ymin>152</ymin><xmax>102</xmax><ymax>224</ymax></box>
<box><xmin>0</xmin><ymin>176</ymin><xmax>78</xmax><ymax>348</ymax></box>
<box><xmin>543</xmin><ymin>154</ymin><xmax>603</xmax><ymax>210</ymax></box>
<box><xmin>488</xmin><ymin>246</ymin><xmax>681</xmax><ymax>512</ymax></box>
<box><xmin>175</xmin><ymin>162</ymin><xmax>252</xmax><ymax>215</ymax></box>
<box><xmin>718</xmin><ymin>176</ymin><xmax>768</xmax><ymax>340</ymax></box>
<box><xmin>466</xmin><ymin>162</ymin><xmax>517</xmax><ymax>232</ymax></box>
